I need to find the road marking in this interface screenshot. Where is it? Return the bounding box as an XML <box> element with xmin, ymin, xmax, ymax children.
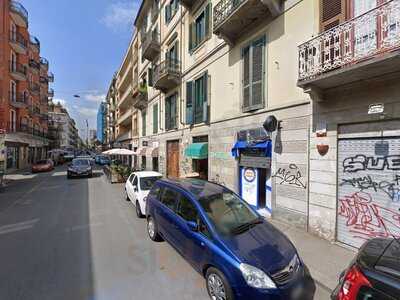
<box><xmin>52</xmin><ymin>171</ymin><xmax>67</xmax><ymax>177</ymax></box>
<box><xmin>0</xmin><ymin>218</ymin><xmax>39</xmax><ymax>235</ymax></box>
<box><xmin>65</xmin><ymin>222</ymin><xmax>103</xmax><ymax>233</ymax></box>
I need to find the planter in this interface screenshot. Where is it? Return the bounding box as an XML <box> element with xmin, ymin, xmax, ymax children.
<box><xmin>104</xmin><ymin>165</ymin><xmax>130</xmax><ymax>183</ymax></box>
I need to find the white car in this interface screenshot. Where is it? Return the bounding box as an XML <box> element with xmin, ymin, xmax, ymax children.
<box><xmin>125</xmin><ymin>171</ymin><xmax>162</xmax><ymax>218</ymax></box>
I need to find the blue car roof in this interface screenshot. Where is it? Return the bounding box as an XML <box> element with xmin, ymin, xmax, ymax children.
<box><xmin>157</xmin><ymin>178</ymin><xmax>227</xmax><ymax>199</ymax></box>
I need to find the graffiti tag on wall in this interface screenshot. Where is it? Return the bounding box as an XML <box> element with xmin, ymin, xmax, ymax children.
<box><xmin>343</xmin><ymin>154</ymin><xmax>400</xmax><ymax>173</ymax></box>
<box><xmin>273</xmin><ymin>164</ymin><xmax>306</xmax><ymax>189</ymax></box>
<box><xmin>339</xmin><ymin>192</ymin><xmax>400</xmax><ymax>240</ymax></box>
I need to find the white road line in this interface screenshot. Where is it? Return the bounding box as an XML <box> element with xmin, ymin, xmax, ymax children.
<box><xmin>0</xmin><ymin>219</ymin><xmax>39</xmax><ymax>235</ymax></box>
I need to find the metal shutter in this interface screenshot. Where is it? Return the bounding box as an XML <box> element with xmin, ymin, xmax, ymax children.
<box><xmin>242</xmin><ymin>46</ymin><xmax>250</xmax><ymax>110</ymax></box>
<box><xmin>320</xmin><ymin>0</ymin><xmax>346</xmax><ymax>31</ymax></box>
<box><xmin>337</xmin><ymin>137</ymin><xmax>400</xmax><ymax>248</ymax></box>
<box><xmin>251</xmin><ymin>38</ymin><xmax>264</xmax><ymax>108</ymax></box>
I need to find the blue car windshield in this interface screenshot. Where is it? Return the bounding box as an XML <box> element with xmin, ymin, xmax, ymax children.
<box><xmin>198</xmin><ymin>191</ymin><xmax>259</xmax><ymax>235</ymax></box>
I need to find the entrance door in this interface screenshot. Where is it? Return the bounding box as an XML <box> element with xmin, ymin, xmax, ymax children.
<box><xmin>337</xmin><ymin>137</ymin><xmax>400</xmax><ymax>248</ymax></box>
<box><xmin>167</xmin><ymin>140</ymin><xmax>179</xmax><ymax>178</ymax></box>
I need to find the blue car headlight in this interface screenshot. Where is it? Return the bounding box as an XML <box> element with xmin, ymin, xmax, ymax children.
<box><xmin>239</xmin><ymin>263</ymin><xmax>277</xmax><ymax>289</ymax></box>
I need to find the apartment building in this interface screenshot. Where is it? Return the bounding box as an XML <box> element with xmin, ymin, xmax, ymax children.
<box><xmin>297</xmin><ymin>0</ymin><xmax>400</xmax><ymax>247</ymax></box>
<box><xmin>132</xmin><ymin>0</ymin><xmax>314</xmax><ymax>222</ymax></box>
<box><xmin>114</xmin><ymin>36</ymin><xmax>140</xmax><ymax>167</ymax></box>
<box><xmin>108</xmin><ymin>0</ymin><xmax>400</xmax><ymax>245</ymax></box>
<box><xmin>0</xmin><ymin>0</ymin><xmax>54</xmax><ymax>171</ymax></box>
<box><xmin>105</xmin><ymin>75</ymin><xmax>117</xmax><ymax>148</ymax></box>
<box><xmin>97</xmin><ymin>102</ymin><xmax>106</xmax><ymax>145</ymax></box>
<box><xmin>48</xmin><ymin>102</ymin><xmax>79</xmax><ymax>150</ymax></box>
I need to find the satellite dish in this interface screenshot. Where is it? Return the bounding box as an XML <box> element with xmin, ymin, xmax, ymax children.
<box><xmin>263</xmin><ymin>115</ymin><xmax>278</xmax><ymax>132</ymax></box>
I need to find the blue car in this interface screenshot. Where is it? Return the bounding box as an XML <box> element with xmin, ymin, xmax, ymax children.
<box><xmin>145</xmin><ymin>178</ymin><xmax>315</xmax><ymax>300</ymax></box>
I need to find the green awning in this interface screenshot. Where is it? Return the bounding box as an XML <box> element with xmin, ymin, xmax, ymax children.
<box><xmin>185</xmin><ymin>143</ymin><xmax>208</xmax><ymax>159</ymax></box>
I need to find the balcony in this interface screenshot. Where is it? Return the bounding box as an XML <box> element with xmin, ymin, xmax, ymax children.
<box><xmin>29</xmin><ymin>35</ymin><xmax>40</xmax><ymax>52</ymax></box>
<box><xmin>48</xmin><ymin>88</ymin><xmax>54</xmax><ymax>98</ymax></box>
<box><xmin>9</xmin><ymin>1</ymin><xmax>28</xmax><ymax>27</ymax></box>
<box><xmin>118</xmin><ymin>85</ymin><xmax>134</xmax><ymax>110</ymax></box>
<box><xmin>116</xmin><ymin>130</ymin><xmax>132</xmax><ymax>142</ymax></box>
<box><xmin>9</xmin><ymin>31</ymin><xmax>27</xmax><ymax>54</ymax></box>
<box><xmin>29</xmin><ymin>59</ymin><xmax>40</xmax><ymax>71</ymax></box>
<box><xmin>40</xmin><ymin>76</ymin><xmax>48</xmax><ymax>84</ymax></box>
<box><xmin>133</xmin><ymin>87</ymin><xmax>148</xmax><ymax>110</ymax></box>
<box><xmin>29</xmin><ymin>82</ymin><xmax>40</xmax><ymax>95</ymax></box>
<box><xmin>30</xmin><ymin>106</ymin><xmax>41</xmax><ymax>117</ymax></box>
<box><xmin>10</xmin><ymin>62</ymin><xmax>27</xmax><ymax>81</ymax></box>
<box><xmin>117</xmin><ymin>108</ymin><xmax>133</xmax><ymax>126</ymax></box>
<box><xmin>298</xmin><ymin>0</ymin><xmax>400</xmax><ymax>94</ymax></box>
<box><xmin>41</xmin><ymin>96</ymin><xmax>49</xmax><ymax>104</ymax></box>
<box><xmin>213</xmin><ymin>0</ymin><xmax>282</xmax><ymax>45</ymax></box>
<box><xmin>9</xmin><ymin>93</ymin><xmax>29</xmax><ymax>108</ymax></box>
<box><xmin>153</xmin><ymin>59</ymin><xmax>181</xmax><ymax>91</ymax></box>
<box><xmin>48</xmin><ymin>72</ymin><xmax>54</xmax><ymax>82</ymax></box>
<box><xmin>40</xmin><ymin>57</ymin><xmax>49</xmax><ymax>69</ymax></box>
<box><xmin>142</xmin><ymin>31</ymin><xmax>160</xmax><ymax>61</ymax></box>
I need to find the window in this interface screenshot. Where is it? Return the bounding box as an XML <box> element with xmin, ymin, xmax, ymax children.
<box><xmin>142</xmin><ymin>110</ymin><xmax>146</xmax><ymax>136</ymax></box>
<box><xmin>128</xmin><ymin>174</ymin><xmax>135</xmax><ymax>183</ymax></box>
<box><xmin>166</xmin><ymin>42</ymin><xmax>178</xmax><ymax>63</ymax></box>
<box><xmin>186</xmin><ymin>72</ymin><xmax>208</xmax><ymax>125</ymax></box>
<box><xmin>10</xmin><ymin>81</ymin><xmax>17</xmax><ymax>101</ymax></box>
<box><xmin>242</xmin><ymin>36</ymin><xmax>265</xmax><ymax>112</ymax></box>
<box><xmin>177</xmin><ymin>195</ymin><xmax>198</xmax><ymax>222</ymax></box>
<box><xmin>189</xmin><ymin>3</ymin><xmax>211</xmax><ymax>52</ymax></box>
<box><xmin>10</xmin><ymin>110</ymin><xmax>16</xmax><ymax>132</ymax></box>
<box><xmin>148</xmin><ymin>67</ymin><xmax>153</xmax><ymax>87</ymax></box>
<box><xmin>132</xmin><ymin>176</ymin><xmax>138</xmax><ymax>186</ymax></box>
<box><xmin>165</xmin><ymin>93</ymin><xmax>177</xmax><ymax>131</ymax></box>
<box><xmin>153</xmin><ymin>103</ymin><xmax>158</xmax><ymax>134</ymax></box>
<box><xmin>199</xmin><ymin>219</ymin><xmax>211</xmax><ymax>239</ymax></box>
<box><xmin>165</xmin><ymin>0</ymin><xmax>178</xmax><ymax>24</ymax></box>
<box><xmin>141</xmin><ymin>155</ymin><xmax>146</xmax><ymax>170</ymax></box>
<box><xmin>149</xmin><ymin>184</ymin><xmax>162</xmax><ymax>200</ymax></box>
<box><xmin>161</xmin><ymin>188</ymin><xmax>179</xmax><ymax>211</ymax></box>
<box><xmin>140</xmin><ymin>176</ymin><xmax>162</xmax><ymax>191</ymax></box>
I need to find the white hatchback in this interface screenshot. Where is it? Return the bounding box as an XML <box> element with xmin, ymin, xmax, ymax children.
<box><xmin>125</xmin><ymin>171</ymin><xmax>162</xmax><ymax>218</ymax></box>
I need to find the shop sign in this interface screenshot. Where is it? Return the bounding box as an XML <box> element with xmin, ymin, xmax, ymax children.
<box><xmin>240</xmin><ymin>167</ymin><xmax>258</xmax><ymax>208</ymax></box>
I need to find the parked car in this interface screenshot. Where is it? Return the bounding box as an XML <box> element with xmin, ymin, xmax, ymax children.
<box><xmin>67</xmin><ymin>158</ymin><xmax>93</xmax><ymax>179</ymax></box>
<box><xmin>145</xmin><ymin>178</ymin><xmax>315</xmax><ymax>300</ymax></box>
<box><xmin>76</xmin><ymin>155</ymin><xmax>95</xmax><ymax>166</ymax></box>
<box><xmin>95</xmin><ymin>155</ymin><xmax>110</xmax><ymax>165</ymax></box>
<box><xmin>331</xmin><ymin>238</ymin><xmax>400</xmax><ymax>300</ymax></box>
<box><xmin>125</xmin><ymin>171</ymin><xmax>162</xmax><ymax>218</ymax></box>
<box><xmin>32</xmin><ymin>159</ymin><xmax>54</xmax><ymax>173</ymax></box>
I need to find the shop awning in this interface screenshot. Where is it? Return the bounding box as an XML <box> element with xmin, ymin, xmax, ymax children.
<box><xmin>185</xmin><ymin>143</ymin><xmax>208</xmax><ymax>159</ymax></box>
<box><xmin>231</xmin><ymin>140</ymin><xmax>272</xmax><ymax>158</ymax></box>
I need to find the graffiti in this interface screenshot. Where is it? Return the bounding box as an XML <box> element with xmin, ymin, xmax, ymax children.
<box><xmin>338</xmin><ymin>192</ymin><xmax>400</xmax><ymax>241</ymax></box>
<box><xmin>343</xmin><ymin>155</ymin><xmax>400</xmax><ymax>173</ymax></box>
<box><xmin>340</xmin><ymin>175</ymin><xmax>400</xmax><ymax>202</ymax></box>
<box><xmin>273</xmin><ymin>164</ymin><xmax>306</xmax><ymax>189</ymax></box>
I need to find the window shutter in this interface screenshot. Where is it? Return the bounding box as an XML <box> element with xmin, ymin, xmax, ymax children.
<box><xmin>251</xmin><ymin>37</ymin><xmax>265</xmax><ymax>108</ymax></box>
<box><xmin>205</xmin><ymin>3</ymin><xmax>211</xmax><ymax>38</ymax></box>
<box><xmin>320</xmin><ymin>0</ymin><xmax>346</xmax><ymax>31</ymax></box>
<box><xmin>165</xmin><ymin>4</ymin><xmax>171</xmax><ymax>23</ymax></box>
<box><xmin>189</xmin><ymin>22</ymin><xmax>194</xmax><ymax>52</ymax></box>
<box><xmin>242</xmin><ymin>46</ymin><xmax>250</xmax><ymax>110</ymax></box>
<box><xmin>153</xmin><ymin>103</ymin><xmax>158</xmax><ymax>134</ymax></box>
<box><xmin>186</xmin><ymin>81</ymin><xmax>194</xmax><ymax>125</ymax></box>
<box><xmin>148</xmin><ymin>67</ymin><xmax>153</xmax><ymax>86</ymax></box>
<box><xmin>202</xmin><ymin>72</ymin><xmax>209</xmax><ymax>124</ymax></box>
<box><xmin>165</xmin><ymin>97</ymin><xmax>171</xmax><ymax>130</ymax></box>
<box><xmin>142</xmin><ymin>111</ymin><xmax>146</xmax><ymax>136</ymax></box>
<box><xmin>171</xmin><ymin>94</ymin><xmax>177</xmax><ymax>128</ymax></box>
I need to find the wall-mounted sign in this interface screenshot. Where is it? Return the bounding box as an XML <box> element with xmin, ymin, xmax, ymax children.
<box><xmin>142</xmin><ymin>141</ymin><xmax>149</xmax><ymax>147</ymax></box>
<box><xmin>368</xmin><ymin>103</ymin><xmax>384</xmax><ymax>115</ymax></box>
<box><xmin>240</xmin><ymin>167</ymin><xmax>258</xmax><ymax>208</ymax></box>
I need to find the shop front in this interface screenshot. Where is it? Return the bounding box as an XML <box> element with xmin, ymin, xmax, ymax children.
<box><xmin>231</xmin><ymin>130</ymin><xmax>272</xmax><ymax>217</ymax></box>
<box><xmin>184</xmin><ymin>142</ymin><xmax>208</xmax><ymax>180</ymax></box>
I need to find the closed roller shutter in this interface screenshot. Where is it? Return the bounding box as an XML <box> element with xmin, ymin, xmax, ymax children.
<box><xmin>337</xmin><ymin>137</ymin><xmax>400</xmax><ymax>248</ymax></box>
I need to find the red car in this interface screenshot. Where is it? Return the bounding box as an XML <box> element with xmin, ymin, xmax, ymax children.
<box><xmin>32</xmin><ymin>159</ymin><xmax>54</xmax><ymax>173</ymax></box>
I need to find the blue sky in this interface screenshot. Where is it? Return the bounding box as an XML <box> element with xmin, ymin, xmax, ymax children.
<box><xmin>22</xmin><ymin>0</ymin><xmax>140</xmax><ymax>139</ymax></box>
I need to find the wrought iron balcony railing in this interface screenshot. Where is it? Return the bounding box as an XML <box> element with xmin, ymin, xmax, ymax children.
<box><xmin>48</xmin><ymin>72</ymin><xmax>54</xmax><ymax>82</ymax></box>
<box><xmin>298</xmin><ymin>0</ymin><xmax>400</xmax><ymax>83</ymax></box>
<box><xmin>10</xmin><ymin>1</ymin><xmax>28</xmax><ymax>24</ymax></box>
<box><xmin>153</xmin><ymin>58</ymin><xmax>181</xmax><ymax>91</ymax></box>
<box><xmin>214</xmin><ymin>0</ymin><xmax>245</xmax><ymax>29</ymax></box>
<box><xmin>48</xmin><ymin>88</ymin><xmax>54</xmax><ymax>97</ymax></box>
<box><xmin>29</xmin><ymin>35</ymin><xmax>40</xmax><ymax>50</ymax></box>
<box><xmin>40</xmin><ymin>57</ymin><xmax>49</xmax><ymax>69</ymax></box>
<box><xmin>10</xmin><ymin>61</ymin><xmax>27</xmax><ymax>77</ymax></box>
<box><xmin>29</xmin><ymin>82</ymin><xmax>40</xmax><ymax>94</ymax></box>
<box><xmin>40</xmin><ymin>76</ymin><xmax>48</xmax><ymax>84</ymax></box>
<box><xmin>29</xmin><ymin>59</ymin><xmax>40</xmax><ymax>70</ymax></box>
<box><xmin>142</xmin><ymin>30</ymin><xmax>160</xmax><ymax>61</ymax></box>
<box><xmin>9</xmin><ymin>92</ymin><xmax>29</xmax><ymax>107</ymax></box>
<box><xmin>9</xmin><ymin>30</ymin><xmax>27</xmax><ymax>49</ymax></box>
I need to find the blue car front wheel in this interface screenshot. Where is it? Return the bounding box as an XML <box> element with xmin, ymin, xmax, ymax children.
<box><xmin>206</xmin><ymin>267</ymin><xmax>234</xmax><ymax>300</ymax></box>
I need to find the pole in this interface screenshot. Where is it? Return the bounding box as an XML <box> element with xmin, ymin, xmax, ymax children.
<box><xmin>86</xmin><ymin>119</ymin><xmax>89</xmax><ymax>149</ymax></box>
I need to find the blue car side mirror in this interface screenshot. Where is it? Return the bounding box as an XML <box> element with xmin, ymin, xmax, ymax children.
<box><xmin>187</xmin><ymin>221</ymin><xmax>198</xmax><ymax>232</ymax></box>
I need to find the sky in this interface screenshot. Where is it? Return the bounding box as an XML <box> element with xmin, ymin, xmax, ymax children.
<box><xmin>21</xmin><ymin>0</ymin><xmax>140</xmax><ymax>139</ymax></box>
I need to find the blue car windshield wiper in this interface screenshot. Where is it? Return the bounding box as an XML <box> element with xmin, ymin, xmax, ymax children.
<box><xmin>230</xmin><ymin>217</ymin><xmax>263</xmax><ymax>235</ymax></box>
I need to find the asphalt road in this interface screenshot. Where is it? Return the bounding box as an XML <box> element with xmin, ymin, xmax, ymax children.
<box><xmin>0</xmin><ymin>166</ymin><xmax>331</xmax><ymax>300</ymax></box>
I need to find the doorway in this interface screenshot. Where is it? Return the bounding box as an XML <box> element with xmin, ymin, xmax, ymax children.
<box><xmin>167</xmin><ymin>140</ymin><xmax>179</xmax><ymax>178</ymax></box>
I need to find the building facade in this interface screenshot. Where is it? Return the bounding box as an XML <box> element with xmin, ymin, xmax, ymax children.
<box><xmin>48</xmin><ymin>102</ymin><xmax>79</xmax><ymax>151</ymax></box>
<box><xmin>107</xmin><ymin>0</ymin><xmax>400</xmax><ymax>247</ymax></box>
<box><xmin>105</xmin><ymin>76</ymin><xmax>117</xmax><ymax>148</ymax></box>
<box><xmin>0</xmin><ymin>0</ymin><xmax>55</xmax><ymax>171</ymax></box>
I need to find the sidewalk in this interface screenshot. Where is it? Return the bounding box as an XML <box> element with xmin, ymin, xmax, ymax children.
<box><xmin>269</xmin><ymin>219</ymin><xmax>356</xmax><ymax>292</ymax></box>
